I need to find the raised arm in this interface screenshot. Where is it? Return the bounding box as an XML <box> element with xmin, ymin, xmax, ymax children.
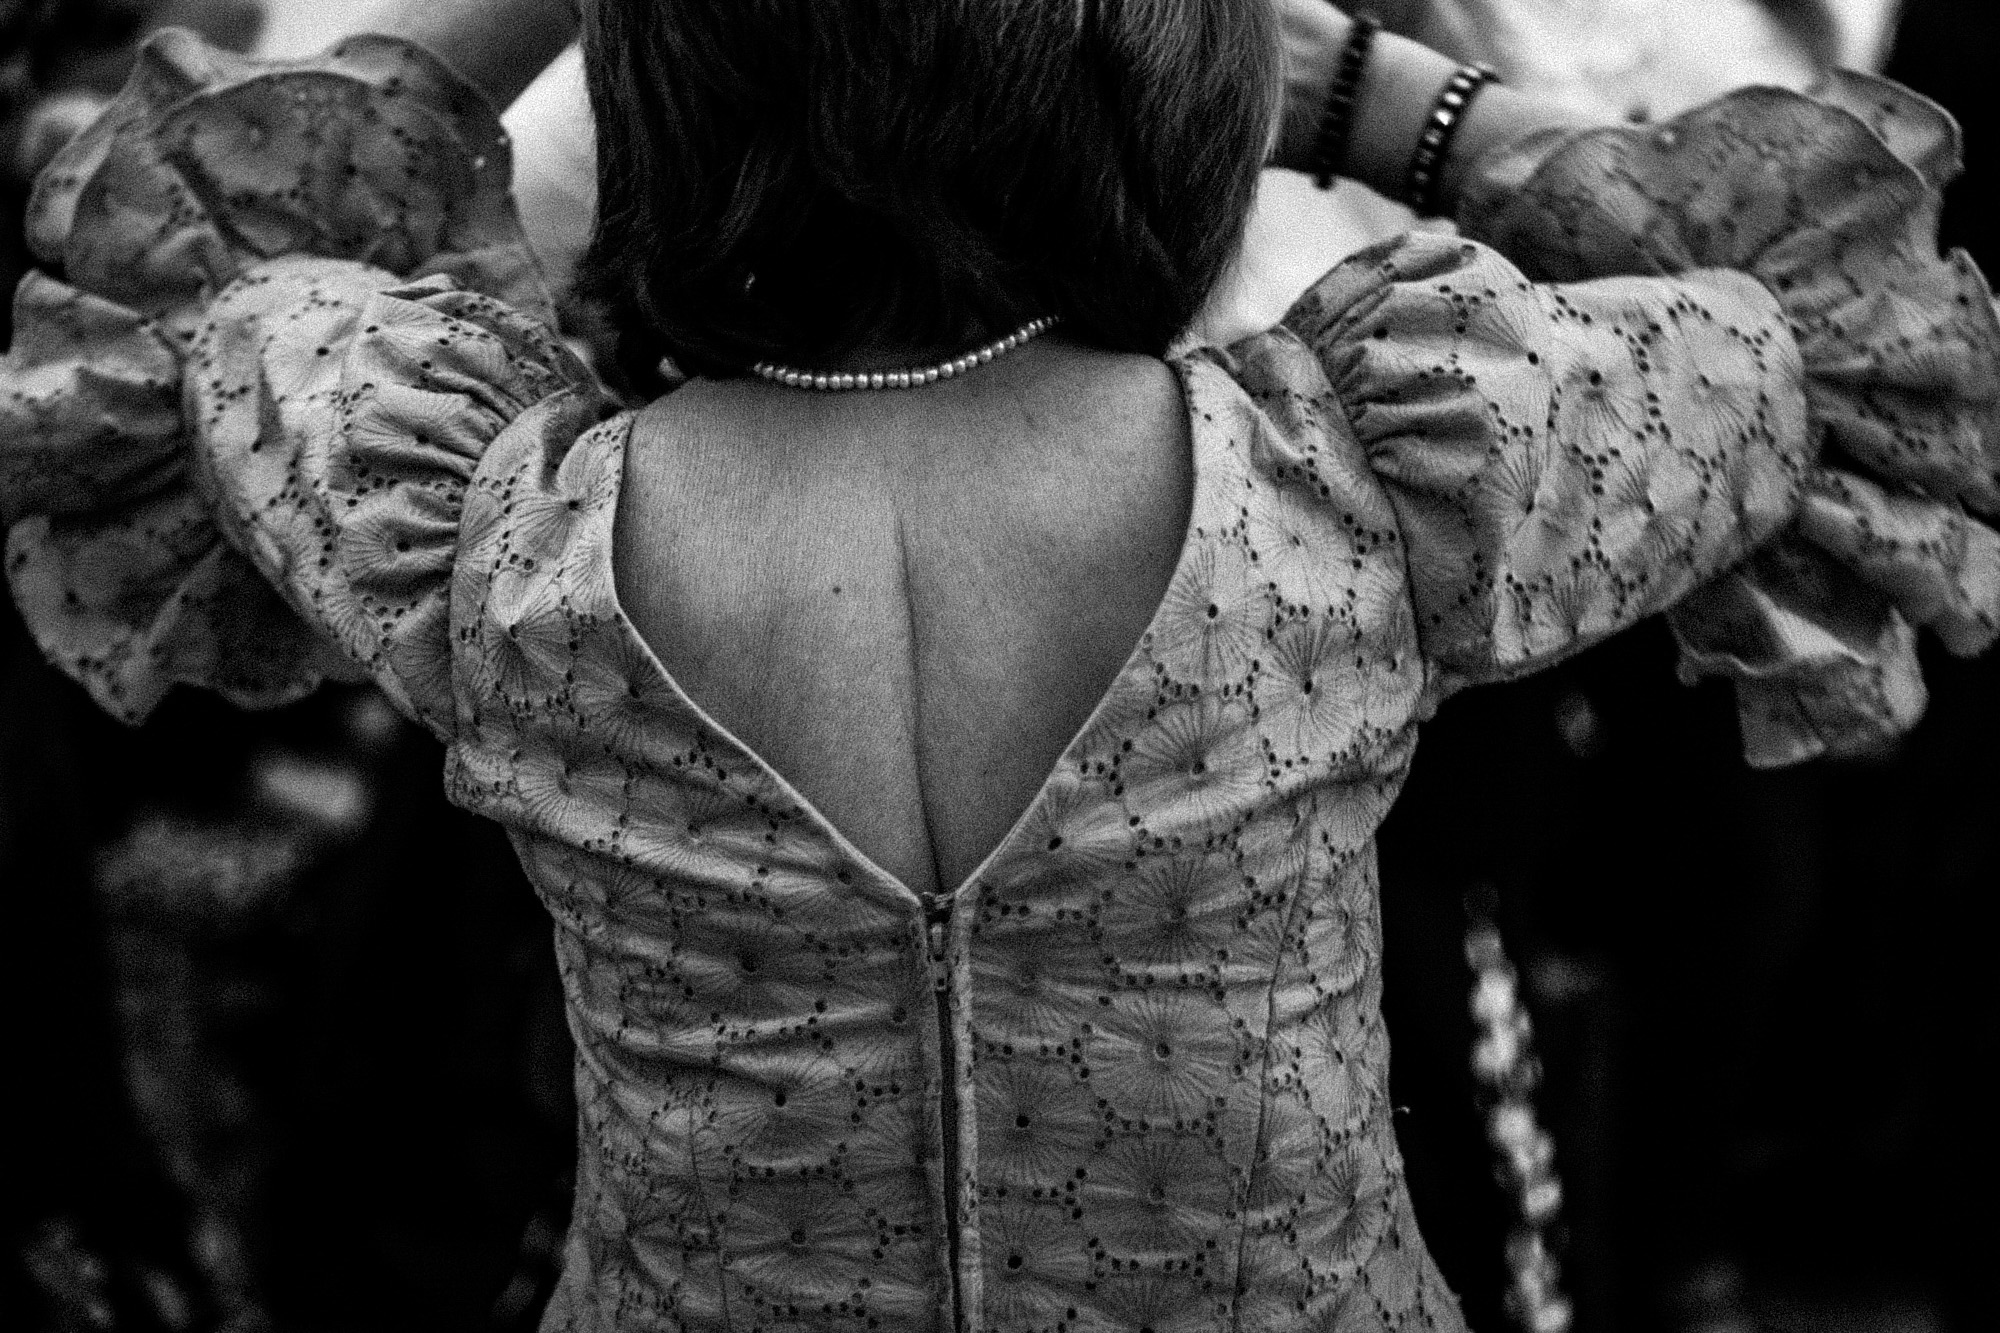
<box><xmin>1</xmin><ymin>29</ymin><xmax>608</xmax><ymax>731</ymax></box>
<box><xmin>1263</xmin><ymin>7</ymin><xmax>2000</xmax><ymax>760</ymax></box>
<box><xmin>258</xmin><ymin>0</ymin><xmax>577</xmax><ymax>111</ymax></box>
<box><xmin>1256</xmin><ymin>230</ymin><xmax>1812</xmax><ymax>694</ymax></box>
<box><xmin>1449</xmin><ymin>70</ymin><xmax>2000</xmax><ymax>763</ymax></box>
<box><xmin>1268</xmin><ymin>0</ymin><xmax>1598</xmax><ymax>211</ymax></box>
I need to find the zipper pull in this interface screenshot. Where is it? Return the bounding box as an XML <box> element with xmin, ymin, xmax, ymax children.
<box><xmin>925</xmin><ymin>896</ymin><xmax>952</xmax><ymax>981</ymax></box>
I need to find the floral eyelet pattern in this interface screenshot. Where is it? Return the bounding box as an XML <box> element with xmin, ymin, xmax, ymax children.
<box><xmin>6</xmin><ymin>32</ymin><xmax>1999</xmax><ymax>1333</ymax></box>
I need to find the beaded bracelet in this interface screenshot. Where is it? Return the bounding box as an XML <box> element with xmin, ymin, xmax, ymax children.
<box><xmin>1309</xmin><ymin>10</ymin><xmax>1382</xmax><ymax>189</ymax></box>
<box><xmin>1404</xmin><ymin>62</ymin><xmax>1499</xmax><ymax>216</ymax></box>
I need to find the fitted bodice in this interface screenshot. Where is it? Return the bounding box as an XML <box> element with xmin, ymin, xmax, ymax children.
<box><xmin>452</xmin><ymin>346</ymin><xmax>1448</xmax><ymax>1330</ymax></box>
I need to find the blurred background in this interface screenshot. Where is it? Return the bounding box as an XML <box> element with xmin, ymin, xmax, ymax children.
<box><xmin>2</xmin><ymin>1</ymin><xmax>1994</xmax><ymax>1330</ymax></box>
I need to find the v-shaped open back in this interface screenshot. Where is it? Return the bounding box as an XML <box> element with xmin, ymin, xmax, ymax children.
<box><xmin>605</xmin><ymin>347</ymin><xmax>1204</xmax><ymax>904</ymax></box>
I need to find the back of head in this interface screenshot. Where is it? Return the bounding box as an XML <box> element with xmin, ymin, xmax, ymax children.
<box><xmin>581</xmin><ymin>0</ymin><xmax>1279</xmax><ymax>384</ymax></box>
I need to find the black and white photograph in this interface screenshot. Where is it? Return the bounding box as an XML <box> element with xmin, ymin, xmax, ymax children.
<box><xmin>2</xmin><ymin>1</ymin><xmax>1994</xmax><ymax>1330</ymax></box>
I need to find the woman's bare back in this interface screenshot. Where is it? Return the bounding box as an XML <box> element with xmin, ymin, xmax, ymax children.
<box><xmin>614</xmin><ymin>343</ymin><xmax>1193</xmax><ymax>897</ymax></box>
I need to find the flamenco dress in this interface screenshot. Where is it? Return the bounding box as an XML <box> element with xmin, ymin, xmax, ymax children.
<box><xmin>3</xmin><ymin>31</ymin><xmax>1997</xmax><ymax>1331</ymax></box>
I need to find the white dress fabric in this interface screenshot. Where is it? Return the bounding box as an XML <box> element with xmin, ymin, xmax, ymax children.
<box><xmin>3</xmin><ymin>30</ymin><xmax>1997</xmax><ymax>1332</ymax></box>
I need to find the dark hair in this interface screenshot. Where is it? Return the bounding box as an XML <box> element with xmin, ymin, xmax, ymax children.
<box><xmin>579</xmin><ymin>0</ymin><xmax>1278</xmax><ymax>383</ymax></box>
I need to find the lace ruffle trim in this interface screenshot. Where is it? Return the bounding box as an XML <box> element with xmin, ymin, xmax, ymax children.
<box><xmin>1462</xmin><ymin>71</ymin><xmax>2000</xmax><ymax>763</ymax></box>
<box><xmin>0</xmin><ymin>29</ymin><xmax>550</xmax><ymax>722</ymax></box>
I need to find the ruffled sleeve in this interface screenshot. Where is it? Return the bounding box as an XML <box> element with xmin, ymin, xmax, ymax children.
<box><xmin>1458</xmin><ymin>72</ymin><xmax>2000</xmax><ymax>764</ymax></box>
<box><xmin>1269</xmin><ymin>229</ymin><xmax>1813</xmax><ymax>693</ymax></box>
<box><xmin>0</xmin><ymin>28</ymin><xmax>606</xmax><ymax>731</ymax></box>
<box><xmin>188</xmin><ymin>262</ymin><xmax>612</xmax><ymax>735</ymax></box>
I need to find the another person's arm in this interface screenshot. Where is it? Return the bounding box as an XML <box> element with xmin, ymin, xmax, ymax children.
<box><xmin>1269</xmin><ymin>0</ymin><xmax>1598</xmax><ymax>211</ymax></box>
<box><xmin>258</xmin><ymin>0</ymin><xmax>577</xmax><ymax>110</ymax></box>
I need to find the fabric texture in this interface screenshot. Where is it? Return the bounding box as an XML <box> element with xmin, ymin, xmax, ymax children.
<box><xmin>1460</xmin><ymin>70</ymin><xmax>2000</xmax><ymax>763</ymax></box>
<box><xmin>4</xmin><ymin>32</ymin><xmax>1997</xmax><ymax>1333</ymax></box>
<box><xmin>0</xmin><ymin>28</ymin><xmax>550</xmax><ymax>721</ymax></box>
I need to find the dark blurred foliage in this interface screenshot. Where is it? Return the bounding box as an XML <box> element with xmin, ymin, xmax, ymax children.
<box><xmin>1379</xmin><ymin>9</ymin><xmax>2000</xmax><ymax>1332</ymax></box>
<box><xmin>2</xmin><ymin>638</ymin><xmax>576</xmax><ymax>1332</ymax></box>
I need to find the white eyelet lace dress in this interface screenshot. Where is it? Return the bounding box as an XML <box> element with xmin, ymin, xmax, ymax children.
<box><xmin>3</xmin><ymin>31</ymin><xmax>1997</xmax><ymax>1333</ymax></box>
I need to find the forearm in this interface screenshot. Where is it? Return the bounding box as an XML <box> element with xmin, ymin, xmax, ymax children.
<box><xmin>258</xmin><ymin>0</ymin><xmax>577</xmax><ymax>111</ymax></box>
<box><xmin>1275</xmin><ymin>2</ymin><xmax>1598</xmax><ymax>210</ymax></box>
<box><xmin>1294</xmin><ymin>235</ymin><xmax>1811</xmax><ymax>681</ymax></box>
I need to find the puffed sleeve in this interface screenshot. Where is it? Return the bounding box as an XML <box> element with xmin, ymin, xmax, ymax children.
<box><xmin>1273</xmin><ymin>229</ymin><xmax>1814</xmax><ymax>697</ymax></box>
<box><xmin>1457</xmin><ymin>72</ymin><xmax>2000</xmax><ymax>764</ymax></box>
<box><xmin>0</xmin><ymin>28</ymin><xmax>611</xmax><ymax>732</ymax></box>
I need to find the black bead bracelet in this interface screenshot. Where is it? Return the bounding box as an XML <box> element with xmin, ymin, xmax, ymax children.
<box><xmin>1310</xmin><ymin>11</ymin><xmax>1382</xmax><ymax>190</ymax></box>
<box><xmin>1404</xmin><ymin>62</ymin><xmax>1499</xmax><ymax>216</ymax></box>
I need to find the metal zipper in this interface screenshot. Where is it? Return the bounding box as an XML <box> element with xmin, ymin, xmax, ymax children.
<box><xmin>925</xmin><ymin>893</ymin><xmax>965</xmax><ymax>1332</ymax></box>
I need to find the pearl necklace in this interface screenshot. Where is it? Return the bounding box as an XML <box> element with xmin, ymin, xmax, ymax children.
<box><xmin>750</xmin><ymin>316</ymin><xmax>1058</xmax><ymax>390</ymax></box>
